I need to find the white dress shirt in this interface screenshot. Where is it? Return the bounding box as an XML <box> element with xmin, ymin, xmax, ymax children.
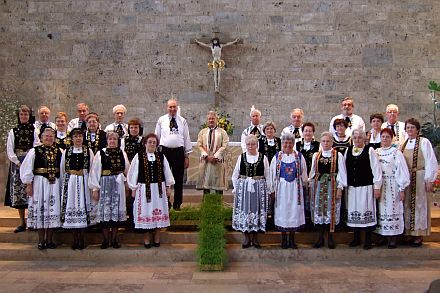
<box><xmin>155</xmin><ymin>114</ymin><xmax>192</xmax><ymax>154</ymax></box>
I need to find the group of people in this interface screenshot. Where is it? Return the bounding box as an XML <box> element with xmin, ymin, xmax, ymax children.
<box><xmin>231</xmin><ymin>97</ymin><xmax>438</xmax><ymax>250</ymax></box>
<box><xmin>3</xmin><ymin>96</ymin><xmax>439</xmax><ymax>252</ymax></box>
<box><xmin>5</xmin><ymin>102</ymin><xmax>181</xmax><ymax>250</ymax></box>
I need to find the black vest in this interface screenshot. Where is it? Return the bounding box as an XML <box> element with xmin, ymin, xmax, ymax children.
<box><xmin>138</xmin><ymin>152</ymin><xmax>165</xmax><ymax>183</ymax></box>
<box><xmin>317</xmin><ymin>153</ymin><xmax>338</xmax><ymax>175</ymax></box>
<box><xmin>33</xmin><ymin>145</ymin><xmax>62</xmax><ymax>179</ymax></box>
<box><xmin>333</xmin><ymin>137</ymin><xmax>351</xmax><ymax>154</ymax></box>
<box><xmin>100</xmin><ymin>148</ymin><xmax>125</xmax><ymax>176</ymax></box>
<box><xmin>258</xmin><ymin>136</ymin><xmax>281</xmax><ymax>164</ymax></box>
<box><xmin>84</xmin><ymin>130</ymin><xmax>107</xmax><ymax>154</ymax></box>
<box><xmin>13</xmin><ymin>123</ymin><xmax>34</xmax><ymax>151</ymax></box>
<box><xmin>346</xmin><ymin>146</ymin><xmax>374</xmax><ymax>187</ymax></box>
<box><xmin>296</xmin><ymin>140</ymin><xmax>320</xmax><ymax>174</ymax></box>
<box><xmin>56</xmin><ymin>136</ymin><xmax>70</xmax><ymax>150</ymax></box>
<box><xmin>65</xmin><ymin>147</ymin><xmax>90</xmax><ymax>171</ymax></box>
<box><xmin>239</xmin><ymin>153</ymin><xmax>265</xmax><ymax>177</ymax></box>
<box><xmin>124</xmin><ymin>136</ymin><xmax>143</xmax><ymax>162</ymax></box>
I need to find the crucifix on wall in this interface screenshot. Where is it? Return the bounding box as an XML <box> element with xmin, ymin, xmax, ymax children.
<box><xmin>195</xmin><ymin>37</ymin><xmax>240</xmax><ymax>93</ymax></box>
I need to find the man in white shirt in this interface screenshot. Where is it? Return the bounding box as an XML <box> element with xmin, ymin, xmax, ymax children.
<box><xmin>34</xmin><ymin>105</ymin><xmax>56</xmax><ymax>138</ymax></box>
<box><xmin>381</xmin><ymin>104</ymin><xmax>407</xmax><ymax>146</ymax></box>
<box><xmin>67</xmin><ymin>103</ymin><xmax>89</xmax><ymax>132</ymax></box>
<box><xmin>155</xmin><ymin>98</ymin><xmax>192</xmax><ymax>210</ymax></box>
<box><xmin>240</xmin><ymin>105</ymin><xmax>264</xmax><ymax>152</ymax></box>
<box><xmin>281</xmin><ymin>108</ymin><xmax>304</xmax><ymax>144</ymax></box>
<box><xmin>329</xmin><ymin>96</ymin><xmax>365</xmax><ymax>137</ymax></box>
<box><xmin>104</xmin><ymin>104</ymin><xmax>128</xmax><ymax>138</ymax></box>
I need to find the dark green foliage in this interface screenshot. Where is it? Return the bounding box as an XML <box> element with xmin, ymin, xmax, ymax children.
<box><xmin>197</xmin><ymin>193</ymin><xmax>227</xmax><ymax>270</ymax></box>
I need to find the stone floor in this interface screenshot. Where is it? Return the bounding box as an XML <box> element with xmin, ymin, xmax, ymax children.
<box><xmin>1</xmin><ymin>258</ymin><xmax>439</xmax><ymax>293</ymax></box>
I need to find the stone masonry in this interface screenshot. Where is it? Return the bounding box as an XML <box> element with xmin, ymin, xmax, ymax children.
<box><xmin>1</xmin><ymin>1</ymin><xmax>440</xmax><ymax>196</ymax></box>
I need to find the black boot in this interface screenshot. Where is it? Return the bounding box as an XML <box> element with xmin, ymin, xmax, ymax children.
<box><xmin>363</xmin><ymin>231</ymin><xmax>372</xmax><ymax>250</ymax></box>
<box><xmin>281</xmin><ymin>233</ymin><xmax>288</xmax><ymax>249</ymax></box>
<box><xmin>349</xmin><ymin>230</ymin><xmax>361</xmax><ymax>247</ymax></box>
<box><xmin>289</xmin><ymin>232</ymin><xmax>297</xmax><ymax>249</ymax></box>
<box><xmin>327</xmin><ymin>232</ymin><xmax>335</xmax><ymax>249</ymax></box>
<box><xmin>313</xmin><ymin>226</ymin><xmax>324</xmax><ymax>248</ymax></box>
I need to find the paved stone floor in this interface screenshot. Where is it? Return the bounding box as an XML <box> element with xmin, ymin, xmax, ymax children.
<box><xmin>0</xmin><ymin>259</ymin><xmax>439</xmax><ymax>293</ymax></box>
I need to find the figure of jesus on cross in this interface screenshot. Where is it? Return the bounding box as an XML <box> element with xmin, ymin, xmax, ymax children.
<box><xmin>195</xmin><ymin>37</ymin><xmax>240</xmax><ymax>93</ymax></box>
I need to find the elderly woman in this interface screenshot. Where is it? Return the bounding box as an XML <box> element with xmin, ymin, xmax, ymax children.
<box><xmin>366</xmin><ymin>113</ymin><xmax>384</xmax><ymax>149</ymax></box>
<box><xmin>375</xmin><ymin>128</ymin><xmax>410</xmax><ymax>248</ymax></box>
<box><xmin>309</xmin><ymin>132</ymin><xmax>347</xmax><ymax>249</ymax></box>
<box><xmin>332</xmin><ymin>118</ymin><xmax>352</xmax><ymax>154</ymax></box>
<box><xmin>296</xmin><ymin>122</ymin><xmax>320</xmax><ymax>227</ymax></box>
<box><xmin>269</xmin><ymin>133</ymin><xmax>308</xmax><ymax>249</ymax></box>
<box><xmin>60</xmin><ymin>128</ymin><xmax>94</xmax><ymax>250</ymax></box>
<box><xmin>401</xmin><ymin>118</ymin><xmax>438</xmax><ymax>247</ymax></box>
<box><xmin>127</xmin><ymin>133</ymin><xmax>175</xmax><ymax>248</ymax></box>
<box><xmin>89</xmin><ymin>131</ymin><xmax>129</xmax><ymax>249</ymax></box>
<box><xmin>20</xmin><ymin>127</ymin><xmax>62</xmax><ymax>249</ymax></box>
<box><xmin>232</xmin><ymin>134</ymin><xmax>270</xmax><ymax>248</ymax></box>
<box><xmin>5</xmin><ymin>105</ymin><xmax>38</xmax><ymax>233</ymax></box>
<box><xmin>55</xmin><ymin>112</ymin><xmax>70</xmax><ymax>150</ymax></box>
<box><xmin>84</xmin><ymin>112</ymin><xmax>107</xmax><ymax>154</ymax></box>
<box><xmin>259</xmin><ymin>121</ymin><xmax>281</xmax><ymax>164</ymax></box>
<box><xmin>344</xmin><ymin>129</ymin><xmax>382</xmax><ymax>249</ymax></box>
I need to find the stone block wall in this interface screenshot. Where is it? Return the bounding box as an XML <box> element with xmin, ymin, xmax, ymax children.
<box><xmin>1</xmin><ymin>0</ymin><xmax>440</xmax><ymax>197</ymax></box>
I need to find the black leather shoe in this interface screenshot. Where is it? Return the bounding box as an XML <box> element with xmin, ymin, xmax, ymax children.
<box><xmin>313</xmin><ymin>237</ymin><xmax>324</xmax><ymax>249</ymax></box>
<box><xmin>242</xmin><ymin>242</ymin><xmax>251</xmax><ymax>249</ymax></box>
<box><xmin>144</xmin><ymin>243</ymin><xmax>152</xmax><ymax>249</ymax></box>
<box><xmin>281</xmin><ymin>234</ymin><xmax>288</xmax><ymax>249</ymax></box>
<box><xmin>290</xmin><ymin>242</ymin><xmax>298</xmax><ymax>249</ymax></box>
<box><xmin>327</xmin><ymin>235</ymin><xmax>335</xmax><ymax>249</ymax></box>
<box><xmin>14</xmin><ymin>225</ymin><xmax>26</xmax><ymax>233</ymax></box>
<box><xmin>411</xmin><ymin>241</ymin><xmax>423</xmax><ymax>247</ymax></box>
<box><xmin>46</xmin><ymin>242</ymin><xmax>57</xmax><ymax>249</ymax></box>
<box><xmin>253</xmin><ymin>242</ymin><xmax>262</xmax><ymax>249</ymax></box>
<box><xmin>78</xmin><ymin>241</ymin><xmax>85</xmax><ymax>250</ymax></box>
<box><xmin>71</xmin><ymin>243</ymin><xmax>78</xmax><ymax>250</ymax></box>
<box><xmin>387</xmin><ymin>243</ymin><xmax>397</xmax><ymax>249</ymax></box>
<box><xmin>349</xmin><ymin>239</ymin><xmax>361</xmax><ymax>247</ymax></box>
<box><xmin>100</xmin><ymin>241</ymin><xmax>109</xmax><ymax>249</ymax></box>
<box><xmin>37</xmin><ymin>241</ymin><xmax>46</xmax><ymax>250</ymax></box>
<box><xmin>152</xmin><ymin>242</ymin><xmax>160</xmax><ymax>247</ymax></box>
<box><xmin>112</xmin><ymin>241</ymin><xmax>121</xmax><ymax>249</ymax></box>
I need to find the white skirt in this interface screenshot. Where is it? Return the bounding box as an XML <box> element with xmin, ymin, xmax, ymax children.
<box><xmin>133</xmin><ymin>182</ymin><xmax>170</xmax><ymax>229</ymax></box>
<box><xmin>61</xmin><ymin>173</ymin><xmax>91</xmax><ymax>229</ymax></box>
<box><xmin>346</xmin><ymin>185</ymin><xmax>377</xmax><ymax>228</ymax></box>
<box><xmin>274</xmin><ymin>178</ymin><xmax>305</xmax><ymax>230</ymax></box>
<box><xmin>27</xmin><ymin>175</ymin><xmax>61</xmax><ymax>229</ymax></box>
<box><xmin>376</xmin><ymin>175</ymin><xmax>404</xmax><ymax>236</ymax></box>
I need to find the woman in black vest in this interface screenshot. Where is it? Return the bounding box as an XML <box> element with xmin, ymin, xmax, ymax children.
<box><xmin>20</xmin><ymin>127</ymin><xmax>62</xmax><ymax>250</ymax></box>
<box><xmin>345</xmin><ymin>129</ymin><xmax>382</xmax><ymax>249</ymax></box>
<box><xmin>89</xmin><ymin>131</ymin><xmax>129</xmax><ymax>249</ymax></box>
<box><xmin>127</xmin><ymin>133</ymin><xmax>174</xmax><ymax>248</ymax></box>
<box><xmin>83</xmin><ymin>112</ymin><xmax>107</xmax><ymax>154</ymax></box>
<box><xmin>60</xmin><ymin>128</ymin><xmax>94</xmax><ymax>250</ymax></box>
<box><xmin>5</xmin><ymin>105</ymin><xmax>38</xmax><ymax>233</ymax></box>
<box><xmin>231</xmin><ymin>134</ymin><xmax>270</xmax><ymax>248</ymax></box>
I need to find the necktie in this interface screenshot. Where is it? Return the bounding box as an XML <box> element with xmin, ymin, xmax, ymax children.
<box><xmin>251</xmin><ymin>126</ymin><xmax>260</xmax><ymax>138</ymax></box>
<box><xmin>40</xmin><ymin>123</ymin><xmax>48</xmax><ymax>134</ymax></box>
<box><xmin>116</xmin><ymin>124</ymin><xmax>123</xmax><ymax>137</ymax></box>
<box><xmin>390</xmin><ymin>124</ymin><xmax>396</xmax><ymax>137</ymax></box>
<box><xmin>344</xmin><ymin>116</ymin><xmax>352</xmax><ymax>128</ymax></box>
<box><xmin>208</xmin><ymin>128</ymin><xmax>215</xmax><ymax>152</ymax></box>
<box><xmin>81</xmin><ymin>121</ymin><xmax>87</xmax><ymax>131</ymax></box>
<box><xmin>294</xmin><ymin>128</ymin><xmax>300</xmax><ymax>138</ymax></box>
<box><xmin>170</xmin><ymin>117</ymin><xmax>178</xmax><ymax>131</ymax></box>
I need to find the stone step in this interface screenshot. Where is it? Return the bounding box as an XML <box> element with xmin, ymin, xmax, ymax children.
<box><xmin>1</xmin><ymin>227</ymin><xmax>439</xmax><ymax>245</ymax></box>
<box><xmin>0</xmin><ymin>242</ymin><xmax>439</xmax><ymax>262</ymax></box>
